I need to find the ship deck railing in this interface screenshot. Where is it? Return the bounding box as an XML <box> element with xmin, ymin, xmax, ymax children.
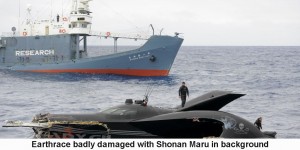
<box><xmin>89</xmin><ymin>31</ymin><xmax>150</xmax><ymax>40</ymax></box>
<box><xmin>1</xmin><ymin>32</ymin><xmax>16</xmax><ymax>37</ymax></box>
<box><xmin>1</xmin><ymin>31</ymin><xmax>151</xmax><ymax>40</ymax></box>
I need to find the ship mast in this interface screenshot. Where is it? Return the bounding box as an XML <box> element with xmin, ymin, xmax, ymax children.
<box><xmin>18</xmin><ymin>0</ymin><xmax>20</xmax><ymax>34</ymax></box>
<box><xmin>69</xmin><ymin>0</ymin><xmax>93</xmax><ymax>59</ymax></box>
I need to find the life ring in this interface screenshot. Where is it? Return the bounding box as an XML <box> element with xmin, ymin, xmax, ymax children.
<box><xmin>106</xmin><ymin>32</ymin><xmax>111</xmax><ymax>36</ymax></box>
<box><xmin>22</xmin><ymin>32</ymin><xmax>27</xmax><ymax>36</ymax></box>
<box><xmin>63</xmin><ymin>17</ymin><xmax>68</xmax><ymax>21</ymax></box>
<box><xmin>60</xmin><ymin>29</ymin><xmax>66</xmax><ymax>33</ymax></box>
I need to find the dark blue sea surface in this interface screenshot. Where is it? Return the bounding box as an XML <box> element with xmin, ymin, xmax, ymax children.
<box><xmin>0</xmin><ymin>46</ymin><xmax>299</xmax><ymax>138</ymax></box>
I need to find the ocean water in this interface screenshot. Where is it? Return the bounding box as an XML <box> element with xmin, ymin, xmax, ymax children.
<box><xmin>0</xmin><ymin>46</ymin><xmax>299</xmax><ymax>138</ymax></box>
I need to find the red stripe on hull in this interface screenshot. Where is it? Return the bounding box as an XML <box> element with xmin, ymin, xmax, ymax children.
<box><xmin>22</xmin><ymin>69</ymin><xmax>170</xmax><ymax>76</ymax></box>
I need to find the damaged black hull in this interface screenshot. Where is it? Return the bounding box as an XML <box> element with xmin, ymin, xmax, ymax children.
<box><xmin>3</xmin><ymin>91</ymin><xmax>277</xmax><ymax>138</ymax></box>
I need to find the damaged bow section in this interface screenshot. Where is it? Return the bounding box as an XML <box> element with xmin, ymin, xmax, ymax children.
<box><xmin>4</xmin><ymin>113</ymin><xmax>110</xmax><ymax>138</ymax></box>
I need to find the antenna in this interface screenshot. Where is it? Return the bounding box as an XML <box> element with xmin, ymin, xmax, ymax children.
<box><xmin>142</xmin><ymin>85</ymin><xmax>155</xmax><ymax>106</ymax></box>
<box><xmin>51</xmin><ymin>0</ymin><xmax>53</xmax><ymax>19</ymax></box>
<box><xmin>61</xmin><ymin>0</ymin><xmax>63</xmax><ymax>17</ymax></box>
<box><xmin>147</xmin><ymin>86</ymin><xmax>154</xmax><ymax>97</ymax></box>
<box><xmin>144</xmin><ymin>86</ymin><xmax>154</xmax><ymax>98</ymax></box>
<box><xmin>26</xmin><ymin>4</ymin><xmax>32</xmax><ymax>25</ymax></box>
<box><xmin>18</xmin><ymin>0</ymin><xmax>20</xmax><ymax>35</ymax></box>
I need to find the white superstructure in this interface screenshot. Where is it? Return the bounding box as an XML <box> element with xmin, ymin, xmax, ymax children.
<box><xmin>20</xmin><ymin>0</ymin><xmax>93</xmax><ymax>36</ymax></box>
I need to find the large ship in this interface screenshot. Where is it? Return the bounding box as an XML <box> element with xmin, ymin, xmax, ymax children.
<box><xmin>0</xmin><ymin>0</ymin><xmax>183</xmax><ymax>76</ymax></box>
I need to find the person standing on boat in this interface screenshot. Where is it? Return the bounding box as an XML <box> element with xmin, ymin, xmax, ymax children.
<box><xmin>254</xmin><ymin>117</ymin><xmax>263</xmax><ymax>130</ymax></box>
<box><xmin>179</xmin><ymin>82</ymin><xmax>189</xmax><ymax>107</ymax></box>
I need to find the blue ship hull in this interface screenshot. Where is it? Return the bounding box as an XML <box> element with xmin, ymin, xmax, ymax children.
<box><xmin>0</xmin><ymin>35</ymin><xmax>183</xmax><ymax>76</ymax></box>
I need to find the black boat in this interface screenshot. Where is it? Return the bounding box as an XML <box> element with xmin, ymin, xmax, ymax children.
<box><xmin>3</xmin><ymin>90</ymin><xmax>276</xmax><ymax>138</ymax></box>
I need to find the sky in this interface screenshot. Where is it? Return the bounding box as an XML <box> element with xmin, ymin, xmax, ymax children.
<box><xmin>0</xmin><ymin>0</ymin><xmax>300</xmax><ymax>46</ymax></box>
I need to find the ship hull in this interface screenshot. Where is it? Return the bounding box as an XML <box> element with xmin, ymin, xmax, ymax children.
<box><xmin>0</xmin><ymin>35</ymin><xmax>183</xmax><ymax>76</ymax></box>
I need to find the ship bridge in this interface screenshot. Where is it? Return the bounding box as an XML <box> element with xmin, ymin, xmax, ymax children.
<box><xmin>19</xmin><ymin>0</ymin><xmax>93</xmax><ymax>37</ymax></box>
